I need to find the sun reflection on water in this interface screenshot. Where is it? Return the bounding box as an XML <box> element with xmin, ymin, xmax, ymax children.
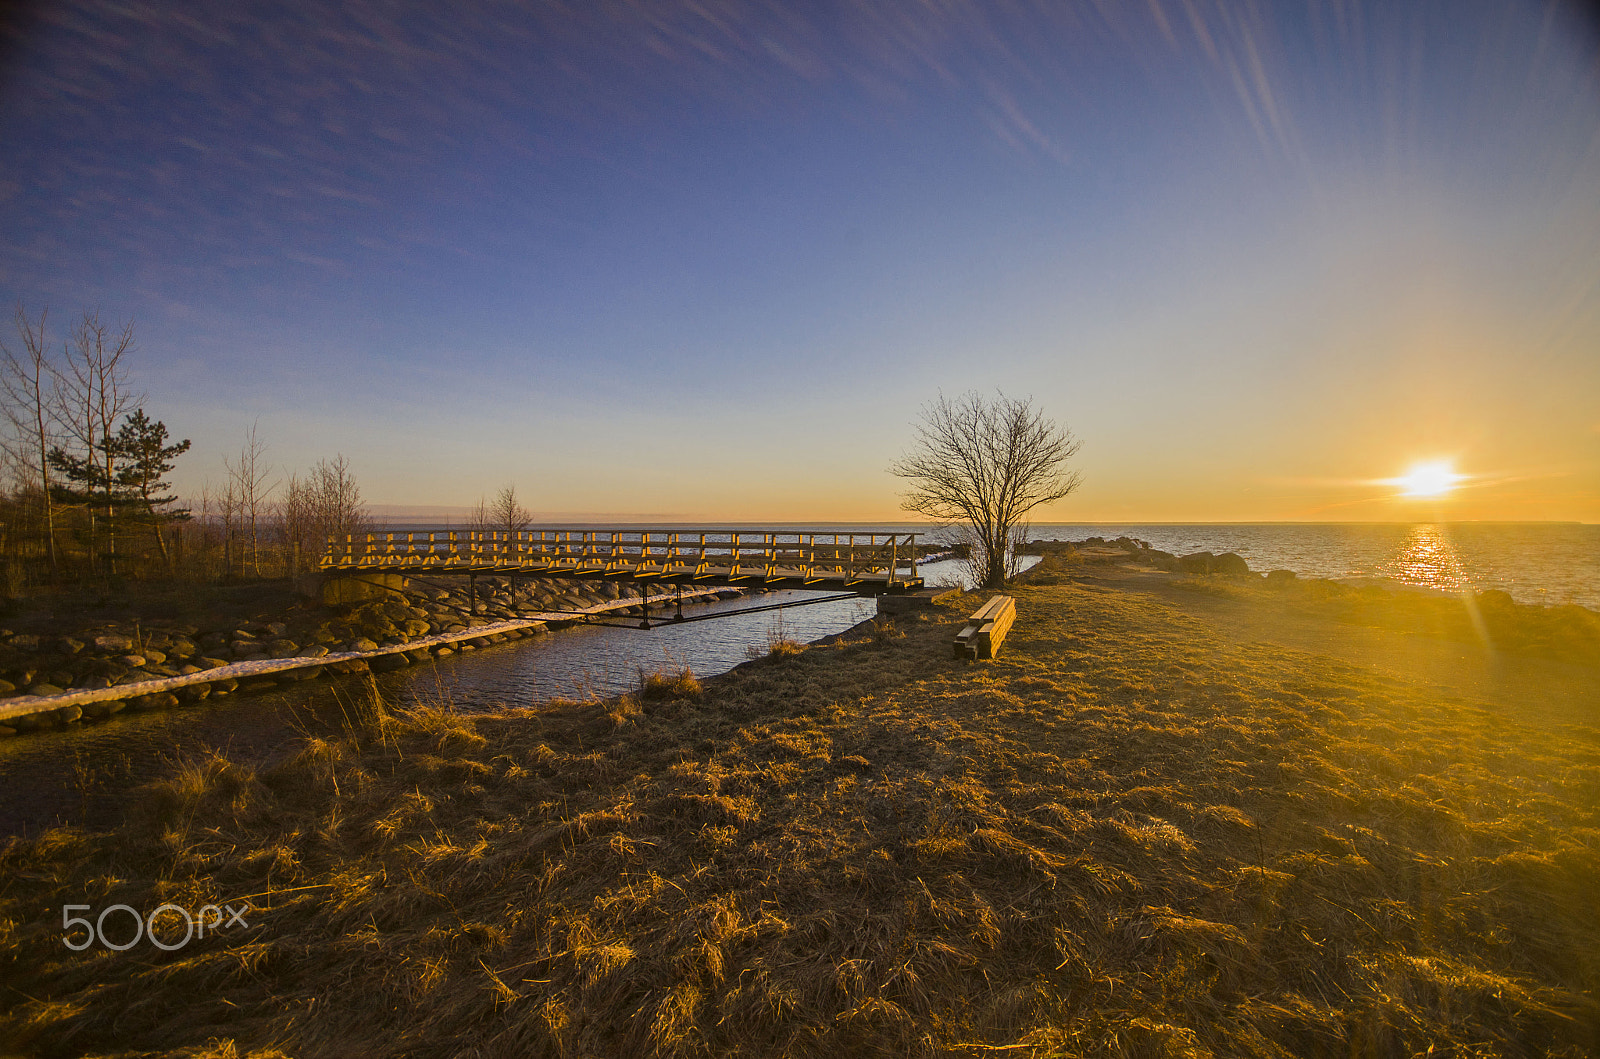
<box><xmin>1382</xmin><ymin>524</ymin><xmax>1474</xmax><ymax>594</ymax></box>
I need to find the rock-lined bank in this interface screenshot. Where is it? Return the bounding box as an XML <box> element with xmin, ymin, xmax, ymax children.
<box><xmin>0</xmin><ymin>577</ymin><xmax>743</xmax><ymax>739</ymax></box>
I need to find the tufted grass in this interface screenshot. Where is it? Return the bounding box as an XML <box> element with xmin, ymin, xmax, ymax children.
<box><xmin>0</xmin><ymin>566</ymin><xmax>1596</xmax><ymax>1057</ymax></box>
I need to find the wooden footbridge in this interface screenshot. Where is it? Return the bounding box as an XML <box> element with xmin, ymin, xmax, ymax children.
<box><xmin>321</xmin><ymin>529</ymin><xmax>926</xmax><ymax>593</ymax></box>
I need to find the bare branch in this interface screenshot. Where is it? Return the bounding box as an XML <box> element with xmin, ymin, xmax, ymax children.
<box><xmin>891</xmin><ymin>391</ymin><xmax>1081</xmax><ymax>588</ymax></box>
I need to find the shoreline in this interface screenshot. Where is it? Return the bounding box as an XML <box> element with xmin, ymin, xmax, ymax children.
<box><xmin>0</xmin><ymin>582</ymin><xmax>744</xmax><ymax>739</ymax></box>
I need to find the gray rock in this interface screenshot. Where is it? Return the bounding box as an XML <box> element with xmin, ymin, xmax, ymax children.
<box><xmin>1265</xmin><ymin>569</ymin><xmax>1297</xmax><ymax>587</ymax></box>
<box><xmin>350</xmin><ymin>638</ymin><xmax>380</xmax><ymax>652</ymax></box>
<box><xmin>142</xmin><ymin>649</ymin><xmax>168</xmax><ymax>665</ymax></box>
<box><xmin>58</xmin><ymin>637</ymin><xmax>85</xmax><ymax>654</ymax></box>
<box><xmin>1214</xmin><ymin>552</ymin><xmax>1252</xmax><ymax>576</ymax></box>
<box><xmin>1177</xmin><ymin>552</ymin><xmax>1215</xmax><ymax>574</ymax></box>
<box><xmin>27</xmin><ymin>683</ymin><xmax>63</xmax><ymax>696</ymax></box>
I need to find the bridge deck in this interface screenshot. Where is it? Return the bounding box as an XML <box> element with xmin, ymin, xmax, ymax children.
<box><xmin>322</xmin><ymin>529</ymin><xmax>926</xmax><ymax>592</ymax></box>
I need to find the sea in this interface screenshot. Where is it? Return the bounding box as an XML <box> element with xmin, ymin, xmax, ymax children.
<box><xmin>418</xmin><ymin>522</ymin><xmax>1599</xmax><ymax>610</ymax></box>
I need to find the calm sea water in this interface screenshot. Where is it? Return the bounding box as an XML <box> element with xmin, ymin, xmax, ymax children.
<box><xmin>474</xmin><ymin>522</ymin><xmax>1598</xmax><ymax>608</ymax></box>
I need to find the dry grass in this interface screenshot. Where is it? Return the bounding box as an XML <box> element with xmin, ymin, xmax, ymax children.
<box><xmin>1</xmin><ymin>572</ymin><xmax>1596</xmax><ymax>1057</ymax></box>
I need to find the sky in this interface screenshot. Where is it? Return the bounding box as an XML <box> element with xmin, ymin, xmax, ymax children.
<box><xmin>1</xmin><ymin>0</ymin><xmax>1597</xmax><ymax>523</ymax></box>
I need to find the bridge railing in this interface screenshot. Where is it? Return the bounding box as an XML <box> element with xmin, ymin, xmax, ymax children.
<box><xmin>321</xmin><ymin>530</ymin><xmax>922</xmax><ymax>584</ymax></box>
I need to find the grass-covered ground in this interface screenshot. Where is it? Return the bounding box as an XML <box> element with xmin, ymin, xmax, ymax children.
<box><xmin>1</xmin><ymin>559</ymin><xmax>1596</xmax><ymax>1057</ymax></box>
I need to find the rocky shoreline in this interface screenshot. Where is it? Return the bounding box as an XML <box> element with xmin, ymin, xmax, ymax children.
<box><xmin>0</xmin><ymin>576</ymin><xmax>743</xmax><ymax>739</ymax></box>
<box><xmin>1023</xmin><ymin>534</ymin><xmax>1270</xmax><ymax>577</ymax></box>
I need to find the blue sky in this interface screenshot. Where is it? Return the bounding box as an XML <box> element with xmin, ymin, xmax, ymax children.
<box><xmin>2</xmin><ymin>0</ymin><xmax>1597</xmax><ymax>521</ymax></box>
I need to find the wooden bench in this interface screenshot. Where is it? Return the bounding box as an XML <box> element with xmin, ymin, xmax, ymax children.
<box><xmin>953</xmin><ymin>595</ymin><xmax>1016</xmax><ymax>660</ymax></box>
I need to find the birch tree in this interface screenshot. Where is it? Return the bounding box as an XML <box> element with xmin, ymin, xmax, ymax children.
<box><xmin>0</xmin><ymin>306</ymin><xmax>60</xmax><ymax>571</ymax></box>
<box><xmin>224</xmin><ymin>423</ymin><xmax>275</xmax><ymax>576</ymax></box>
<box><xmin>54</xmin><ymin>312</ymin><xmax>134</xmax><ymax>574</ymax></box>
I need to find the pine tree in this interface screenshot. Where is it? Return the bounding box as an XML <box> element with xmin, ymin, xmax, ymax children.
<box><xmin>109</xmin><ymin>410</ymin><xmax>191</xmax><ymax>569</ymax></box>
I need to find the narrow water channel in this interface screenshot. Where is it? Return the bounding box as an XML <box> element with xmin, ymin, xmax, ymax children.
<box><xmin>0</xmin><ymin>562</ymin><xmax>978</xmax><ymax>838</ymax></box>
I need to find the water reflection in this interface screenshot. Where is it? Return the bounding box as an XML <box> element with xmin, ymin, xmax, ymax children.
<box><xmin>1381</xmin><ymin>525</ymin><xmax>1473</xmax><ymax>594</ymax></box>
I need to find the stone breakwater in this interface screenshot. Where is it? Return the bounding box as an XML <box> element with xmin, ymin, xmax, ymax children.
<box><xmin>0</xmin><ymin>576</ymin><xmax>742</xmax><ymax>739</ymax></box>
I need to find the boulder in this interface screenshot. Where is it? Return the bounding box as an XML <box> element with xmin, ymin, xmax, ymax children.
<box><xmin>0</xmin><ymin>679</ymin><xmax>15</xmax><ymax>696</ymax></box>
<box><xmin>1177</xmin><ymin>552</ymin><xmax>1215</xmax><ymax>574</ymax></box>
<box><xmin>266</xmin><ymin>639</ymin><xmax>300</xmax><ymax>658</ymax></box>
<box><xmin>52</xmin><ymin>704</ymin><xmax>83</xmax><ymax>724</ymax></box>
<box><xmin>82</xmin><ymin>700</ymin><xmax>126</xmax><ymax>719</ymax></box>
<box><xmin>1265</xmin><ymin>569</ymin><xmax>1297</xmax><ymax>587</ymax></box>
<box><xmin>58</xmin><ymin>637</ymin><xmax>85</xmax><ymax>655</ymax></box>
<box><xmin>27</xmin><ymin>683</ymin><xmax>63</xmax><ymax>696</ymax></box>
<box><xmin>1214</xmin><ymin>552</ymin><xmax>1252</xmax><ymax>576</ymax></box>
<box><xmin>350</xmin><ymin>638</ymin><xmax>380</xmax><ymax>653</ymax></box>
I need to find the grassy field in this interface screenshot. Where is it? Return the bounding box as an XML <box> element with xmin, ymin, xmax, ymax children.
<box><xmin>1</xmin><ymin>560</ymin><xmax>1597</xmax><ymax>1057</ymax></box>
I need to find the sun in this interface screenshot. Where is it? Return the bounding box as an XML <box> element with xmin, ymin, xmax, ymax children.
<box><xmin>1395</xmin><ymin>461</ymin><xmax>1462</xmax><ymax>498</ymax></box>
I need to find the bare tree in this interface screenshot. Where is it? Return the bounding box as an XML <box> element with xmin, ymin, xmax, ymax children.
<box><xmin>53</xmin><ymin>311</ymin><xmax>135</xmax><ymax>574</ymax></box>
<box><xmin>464</xmin><ymin>495</ymin><xmax>493</xmax><ymax>536</ymax></box>
<box><xmin>491</xmin><ymin>484</ymin><xmax>532</xmax><ymax>536</ymax></box>
<box><xmin>0</xmin><ymin>306</ymin><xmax>61</xmax><ymax>571</ymax></box>
<box><xmin>310</xmin><ymin>454</ymin><xmax>370</xmax><ymax>546</ymax></box>
<box><xmin>224</xmin><ymin>423</ymin><xmax>276</xmax><ymax>576</ymax></box>
<box><xmin>892</xmin><ymin>391</ymin><xmax>1082</xmax><ymax>589</ymax></box>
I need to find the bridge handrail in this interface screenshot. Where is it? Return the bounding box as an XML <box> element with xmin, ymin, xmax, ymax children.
<box><xmin>320</xmin><ymin>529</ymin><xmax>921</xmax><ymax>584</ymax></box>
